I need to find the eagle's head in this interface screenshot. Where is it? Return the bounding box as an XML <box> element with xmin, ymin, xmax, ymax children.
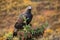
<box><xmin>26</xmin><ymin>6</ymin><xmax>32</xmax><ymax>13</ymax></box>
<box><xmin>27</xmin><ymin>6</ymin><xmax>32</xmax><ymax>10</ymax></box>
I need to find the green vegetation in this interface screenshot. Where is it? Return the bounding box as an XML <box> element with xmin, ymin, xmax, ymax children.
<box><xmin>6</xmin><ymin>16</ymin><xmax>48</xmax><ymax>40</ymax></box>
<box><xmin>0</xmin><ymin>0</ymin><xmax>59</xmax><ymax>40</ymax></box>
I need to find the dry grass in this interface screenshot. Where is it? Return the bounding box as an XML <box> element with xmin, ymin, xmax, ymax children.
<box><xmin>0</xmin><ymin>0</ymin><xmax>60</xmax><ymax>40</ymax></box>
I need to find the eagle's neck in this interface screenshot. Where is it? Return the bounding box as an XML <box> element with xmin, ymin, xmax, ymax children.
<box><xmin>26</xmin><ymin>9</ymin><xmax>31</xmax><ymax>14</ymax></box>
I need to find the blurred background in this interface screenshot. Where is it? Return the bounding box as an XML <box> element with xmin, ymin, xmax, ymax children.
<box><xmin>0</xmin><ymin>0</ymin><xmax>60</xmax><ymax>40</ymax></box>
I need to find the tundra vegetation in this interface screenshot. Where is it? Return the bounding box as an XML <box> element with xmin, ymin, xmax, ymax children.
<box><xmin>0</xmin><ymin>0</ymin><xmax>60</xmax><ymax>40</ymax></box>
